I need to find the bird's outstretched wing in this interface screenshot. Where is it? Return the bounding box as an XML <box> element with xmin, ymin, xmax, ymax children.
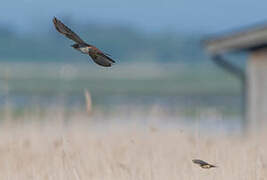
<box><xmin>192</xmin><ymin>159</ymin><xmax>217</xmax><ymax>168</ymax></box>
<box><xmin>89</xmin><ymin>51</ymin><xmax>115</xmax><ymax>67</ymax></box>
<box><xmin>97</xmin><ymin>52</ymin><xmax>116</xmax><ymax>63</ymax></box>
<box><xmin>53</xmin><ymin>17</ymin><xmax>85</xmax><ymax>44</ymax></box>
<box><xmin>193</xmin><ymin>159</ymin><xmax>208</xmax><ymax>165</ymax></box>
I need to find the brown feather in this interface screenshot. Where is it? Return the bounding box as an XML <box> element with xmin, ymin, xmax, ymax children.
<box><xmin>53</xmin><ymin>17</ymin><xmax>85</xmax><ymax>44</ymax></box>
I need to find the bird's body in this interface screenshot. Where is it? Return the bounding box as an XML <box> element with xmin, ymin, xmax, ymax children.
<box><xmin>53</xmin><ymin>17</ymin><xmax>115</xmax><ymax>67</ymax></box>
<box><xmin>192</xmin><ymin>159</ymin><xmax>217</xmax><ymax>169</ymax></box>
<box><xmin>72</xmin><ymin>44</ymin><xmax>91</xmax><ymax>54</ymax></box>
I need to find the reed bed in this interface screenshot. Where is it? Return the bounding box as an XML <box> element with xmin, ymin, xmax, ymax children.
<box><xmin>0</xmin><ymin>107</ymin><xmax>265</xmax><ymax>180</ymax></box>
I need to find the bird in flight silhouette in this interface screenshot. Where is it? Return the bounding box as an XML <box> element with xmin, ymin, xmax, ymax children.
<box><xmin>192</xmin><ymin>159</ymin><xmax>217</xmax><ymax>169</ymax></box>
<box><xmin>53</xmin><ymin>17</ymin><xmax>115</xmax><ymax>67</ymax></box>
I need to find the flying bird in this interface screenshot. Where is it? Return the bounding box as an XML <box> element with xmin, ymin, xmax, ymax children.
<box><xmin>53</xmin><ymin>17</ymin><xmax>115</xmax><ymax>67</ymax></box>
<box><xmin>192</xmin><ymin>159</ymin><xmax>217</xmax><ymax>169</ymax></box>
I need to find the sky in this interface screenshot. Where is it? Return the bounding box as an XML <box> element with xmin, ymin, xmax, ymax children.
<box><xmin>1</xmin><ymin>0</ymin><xmax>267</xmax><ymax>34</ymax></box>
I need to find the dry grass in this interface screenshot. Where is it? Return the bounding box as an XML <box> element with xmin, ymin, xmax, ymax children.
<box><xmin>0</xmin><ymin>109</ymin><xmax>266</xmax><ymax>180</ymax></box>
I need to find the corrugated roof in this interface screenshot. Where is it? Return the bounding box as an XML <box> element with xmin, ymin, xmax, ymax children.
<box><xmin>204</xmin><ymin>22</ymin><xmax>267</xmax><ymax>54</ymax></box>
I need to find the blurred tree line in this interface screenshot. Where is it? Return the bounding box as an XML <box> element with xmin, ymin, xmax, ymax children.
<box><xmin>0</xmin><ymin>21</ymin><xmax>206</xmax><ymax>63</ymax></box>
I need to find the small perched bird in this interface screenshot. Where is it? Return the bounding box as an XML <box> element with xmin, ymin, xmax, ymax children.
<box><xmin>192</xmin><ymin>159</ymin><xmax>217</xmax><ymax>169</ymax></box>
<box><xmin>53</xmin><ymin>17</ymin><xmax>115</xmax><ymax>67</ymax></box>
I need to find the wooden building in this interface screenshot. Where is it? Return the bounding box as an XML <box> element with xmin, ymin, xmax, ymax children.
<box><xmin>204</xmin><ymin>23</ymin><xmax>267</xmax><ymax>131</ymax></box>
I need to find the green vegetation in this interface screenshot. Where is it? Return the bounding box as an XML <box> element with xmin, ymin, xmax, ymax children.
<box><xmin>0</xmin><ymin>62</ymin><xmax>242</xmax><ymax>117</ymax></box>
<box><xmin>0</xmin><ymin>62</ymin><xmax>240</xmax><ymax>95</ymax></box>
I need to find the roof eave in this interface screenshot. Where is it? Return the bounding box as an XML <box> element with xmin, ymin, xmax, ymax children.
<box><xmin>204</xmin><ymin>25</ymin><xmax>267</xmax><ymax>55</ymax></box>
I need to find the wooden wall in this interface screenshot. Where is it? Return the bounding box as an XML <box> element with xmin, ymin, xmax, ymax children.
<box><xmin>248</xmin><ymin>48</ymin><xmax>267</xmax><ymax>130</ymax></box>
